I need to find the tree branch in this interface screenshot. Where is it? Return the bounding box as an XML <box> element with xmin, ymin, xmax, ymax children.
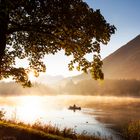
<box><xmin>7</xmin><ymin>22</ymin><xmax>56</xmax><ymax>35</ymax></box>
<box><xmin>6</xmin><ymin>22</ymin><xmax>65</xmax><ymax>43</ymax></box>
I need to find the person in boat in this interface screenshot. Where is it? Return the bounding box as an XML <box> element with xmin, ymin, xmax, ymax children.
<box><xmin>68</xmin><ymin>104</ymin><xmax>81</xmax><ymax>111</ymax></box>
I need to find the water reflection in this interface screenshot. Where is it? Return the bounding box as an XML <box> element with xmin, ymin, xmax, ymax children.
<box><xmin>0</xmin><ymin>95</ymin><xmax>139</xmax><ymax>140</ymax></box>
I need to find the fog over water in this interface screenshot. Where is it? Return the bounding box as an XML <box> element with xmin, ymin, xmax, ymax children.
<box><xmin>0</xmin><ymin>81</ymin><xmax>140</xmax><ymax>140</ymax></box>
<box><xmin>0</xmin><ymin>95</ymin><xmax>139</xmax><ymax>140</ymax></box>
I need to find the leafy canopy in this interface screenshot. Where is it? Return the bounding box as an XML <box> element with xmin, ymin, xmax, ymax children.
<box><xmin>0</xmin><ymin>0</ymin><xmax>116</xmax><ymax>86</ymax></box>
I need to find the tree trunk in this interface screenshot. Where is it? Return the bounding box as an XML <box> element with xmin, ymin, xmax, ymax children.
<box><xmin>0</xmin><ymin>0</ymin><xmax>8</xmax><ymax>75</ymax></box>
<box><xmin>0</xmin><ymin>25</ymin><xmax>6</xmax><ymax>63</ymax></box>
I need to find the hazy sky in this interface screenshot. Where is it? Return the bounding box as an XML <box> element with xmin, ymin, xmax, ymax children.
<box><xmin>18</xmin><ymin>0</ymin><xmax>140</xmax><ymax>78</ymax></box>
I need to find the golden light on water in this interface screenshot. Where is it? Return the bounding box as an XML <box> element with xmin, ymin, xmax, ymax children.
<box><xmin>0</xmin><ymin>94</ymin><xmax>139</xmax><ymax>140</ymax></box>
<box><xmin>17</xmin><ymin>96</ymin><xmax>46</xmax><ymax>123</ymax></box>
<box><xmin>1</xmin><ymin>95</ymin><xmax>140</xmax><ymax>125</ymax></box>
<box><xmin>14</xmin><ymin>96</ymin><xmax>63</xmax><ymax>123</ymax></box>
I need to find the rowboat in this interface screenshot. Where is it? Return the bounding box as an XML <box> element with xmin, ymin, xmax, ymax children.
<box><xmin>68</xmin><ymin>104</ymin><xmax>81</xmax><ymax>111</ymax></box>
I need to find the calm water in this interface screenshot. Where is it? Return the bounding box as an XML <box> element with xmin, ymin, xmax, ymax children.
<box><xmin>0</xmin><ymin>95</ymin><xmax>140</xmax><ymax>140</ymax></box>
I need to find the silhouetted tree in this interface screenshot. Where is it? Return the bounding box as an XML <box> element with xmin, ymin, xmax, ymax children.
<box><xmin>0</xmin><ymin>0</ymin><xmax>116</xmax><ymax>86</ymax></box>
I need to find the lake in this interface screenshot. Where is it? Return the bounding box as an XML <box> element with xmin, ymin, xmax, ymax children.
<box><xmin>0</xmin><ymin>95</ymin><xmax>140</xmax><ymax>140</ymax></box>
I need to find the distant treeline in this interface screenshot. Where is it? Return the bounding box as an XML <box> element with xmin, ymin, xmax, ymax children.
<box><xmin>61</xmin><ymin>79</ymin><xmax>140</xmax><ymax>96</ymax></box>
<box><xmin>1</xmin><ymin>79</ymin><xmax>140</xmax><ymax>97</ymax></box>
<box><xmin>0</xmin><ymin>82</ymin><xmax>55</xmax><ymax>96</ymax></box>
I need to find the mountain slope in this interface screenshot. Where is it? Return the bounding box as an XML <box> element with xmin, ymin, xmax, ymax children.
<box><xmin>103</xmin><ymin>34</ymin><xmax>140</xmax><ymax>79</ymax></box>
<box><xmin>69</xmin><ymin>34</ymin><xmax>140</xmax><ymax>81</ymax></box>
<box><xmin>36</xmin><ymin>75</ymin><xmax>64</xmax><ymax>85</ymax></box>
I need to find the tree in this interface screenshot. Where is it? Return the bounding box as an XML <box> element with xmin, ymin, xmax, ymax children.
<box><xmin>0</xmin><ymin>0</ymin><xmax>116</xmax><ymax>86</ymax></box>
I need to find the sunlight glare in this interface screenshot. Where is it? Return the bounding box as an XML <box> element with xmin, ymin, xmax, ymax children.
<box><xmin>17</xmin><ymin>96</ymin><xmax>45</xmax><ymax>123</ymax></box>
<box><xmin>27</xmin><ymin>69</ymin><xmax>38</xmax><ymax>81</ymax></box>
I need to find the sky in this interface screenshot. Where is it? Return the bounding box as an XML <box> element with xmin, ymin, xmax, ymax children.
<box><xmin>86</xmin><ymin>0</ymin><xmax>140</xmax><ymax>57</ymax></box>
<box><xmin>18</xmin><ymin>0</ymin><xmax>140</xmax><ymax>78</ymax></box>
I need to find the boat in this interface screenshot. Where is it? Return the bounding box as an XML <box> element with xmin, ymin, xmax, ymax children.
<box><xmin>68</xmin><ymin>104</ymin><xmax>81</xmax><ymax>111</ymax></box>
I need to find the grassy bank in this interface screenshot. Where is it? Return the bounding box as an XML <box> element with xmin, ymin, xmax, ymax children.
<box><xmin>0</xmin><ymin>120</ymin><xmax>140</xmax><ymax>140</ymax></box>
<box><xmin>0</xmin><ymin>110</ymin><xmax>139</xmax><ymax>140</ymax></box>
<box><xmin>0</xmin><ymin>121</ymin><xmax>71</xmax><ymax>140</ymax></box>
<box><xmin>123</xmin><ymin>120</ymin><xmax>140</xmax><ymax>140</ymax></box>
<box><xmin>0</xmin><ymin>120</ymin><xmax>109</xmax><ymax>140</ymax></box>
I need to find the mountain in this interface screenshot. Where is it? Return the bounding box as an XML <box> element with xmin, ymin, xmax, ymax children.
<box><xmin>58</xmin><ymin>35</ymin><xmax>140</xmax><ymax>96</ymax></box>
<box><xmin>36</xmin><ymin>35</ymin><xmax>140</xmax><ymax>86</ymax></box>
<box><xmin>36</xmin><ymin>74</ymin><xmax>64</xmax><ymax>85</ymax></box>
<box><xmin>69</xmin><ymin>34</ymin><xmax>140</xmax><ymax>81</ymax></box>
<box><xmin>103</xmin><ymin>34</ymin><xmax>140</xmax><ymax>79</ymax></box>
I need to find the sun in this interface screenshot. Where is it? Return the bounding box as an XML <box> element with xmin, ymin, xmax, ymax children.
<box><xmin>28</xmin><ymin>71</ymin><xmax>35</xmax><ymax>81</ymax></box>
<box><xmin>27</xmin><ymin>69</ymin><xmax>39</xmax><ymax>81</ymax></box>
